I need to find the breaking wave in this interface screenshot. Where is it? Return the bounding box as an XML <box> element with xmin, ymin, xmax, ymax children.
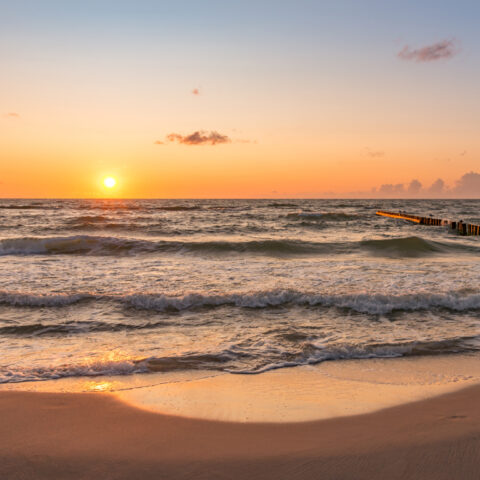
<box><xmin>0</xmin><ymin>234</ymin><xmax>476</xmax><ymax>257</ymax></box>
<box><xmin>0</xmin><ymin>357</ymin><xmax>149</xmax><ymax>384</ymax></box>
<box><xmin>1</xmin><ymin>336</ymin><xmax>477</xmax><ymax>383</ymax></box>
<box><xmin>230</xmin><ymin>336</ymin><xmax>480</xmax><ymax>374</ymax></box>
<box><xmin>3</xmin><ymin>289</ymin><xmax>480</xmax><ymax>315</ymax></box>
<box><xmin>122</xmin><ymin>290</ymin><xmax>480</xmax><ymax>315</ymax></box>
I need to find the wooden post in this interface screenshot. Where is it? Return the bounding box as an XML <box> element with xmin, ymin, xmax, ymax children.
<box><xmin>375</xmin><ymin>211</ymin><xmax>480</xmax><ymax>236</ymax></box>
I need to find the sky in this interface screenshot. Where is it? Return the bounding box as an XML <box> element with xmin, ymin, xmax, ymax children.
<box><xmin>1</xmin><ymin>0</ymin><xmax>480</xmax><ymax>198</ymax></box>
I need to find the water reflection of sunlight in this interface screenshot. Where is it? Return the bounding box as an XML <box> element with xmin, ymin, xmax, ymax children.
<box><xmin>84</xmin><ymin>381</ymin><xmax>114</xmax><ymax>392</ymax></box>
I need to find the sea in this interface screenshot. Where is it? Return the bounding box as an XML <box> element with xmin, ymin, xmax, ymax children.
<box><xmin>0</xmin><ymin>199</ymin><xmax>479</xmax><ymax>385</ymax></box>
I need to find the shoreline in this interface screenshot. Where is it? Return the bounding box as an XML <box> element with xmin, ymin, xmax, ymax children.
<box><xmin>2</xmin><ymin>353</ymin><xmax>479</xmax><ymax>423</ymax></box>
<box><xmin>1</xmin><ymin>383</ymin><xmax>479</xmax><ymax>479</ymax></box>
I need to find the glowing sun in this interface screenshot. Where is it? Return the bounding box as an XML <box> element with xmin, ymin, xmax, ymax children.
<box><xmin>103</xmin><ymin>177</ymin><xmax>116</xmax><ymax>188</ymax></box>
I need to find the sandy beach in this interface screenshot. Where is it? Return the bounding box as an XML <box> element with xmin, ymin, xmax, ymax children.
<box><xmin>1</xmin><ymin>381</ymin><xmax>479</xmax><ymax>480</ymax></box>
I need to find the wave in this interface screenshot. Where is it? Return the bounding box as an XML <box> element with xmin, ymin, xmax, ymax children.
<box><xmin>289</xmin><ymin>221</ymin><xmax>329</xmax><ymax>230</ymax></box>
<box><xmin>0</xmin><ymin>205</ymin><xmax>47</xmax><ymax>210</ymax></box>
<box><xmin>123</xmin><ymin>290</ymin><xmax>480</xmax><ymax>315</ymax></box>
<box><xmin>286</xmin><ymin>211</ymin><xmax>360</xmax><ymax>221</ymax></box>
<box><xmin>0</xmin><ymin>235</ymin><xmax>335</xmax><ymax>256</ymax></box>
<box><xmin>358</xmin><ymin>235</ymin><xmax>479</xmax><ymax>258</ymax></box>
<box><xmin>1</xmin><ymin>336</ymin><xmax>477</xmax><ymax>383</ymax></box>
<box><xmin>65</xmin><ymin>215</ymin><xmax>109</xmax><ymax>223</ymax></box>
<box><xmin>77</xmin><ymin>203</ymin><xmax>144</xmax><ymax>211</ymax></box>
<box><xmin>231</xmin><ymin>336</ymin><xmax>480</xmax><ymax>374</ymax></box>
<box><xmin>267</xmin><ymin>202</ymin><xmax>298</xmax><ymax>208</ymax></box>
<box><xmin>66</xmin><ymin>222</ymin><xmax>166</xmax><ymax>235</ymax></box>
<box><xmin>155</xmin><ymin>205</ymin><xmax>202</xmax><ymax>211</ymax></box>
<box><xmin>0</xmin><ymin>357</ymin><xmax>149</xmax><ymax>384</ymax></box>
<box><xmin>0</xmin><ymin>319</ymin><xmax>170</xmax><ymax>336</ymax></box>
<box><xmin>67</xmin><ymin>222</ymin><xmax>146</xmax><ymax>232</ymax></box>
<box><xmin>1</xmin><ymin>234</ymin><xmax>476</xmax><ymax>258</ymax></box>
<box><xmin>361</xmin><ymin>236</ymin><xmax>443</xmax><ymax>257</ymax></box>
<box><xmin>61</xmin><ymin>214</ymin><xmax>170</xmax><ymax>234</ymax></box>
<box><xmin>0</xmin><ymin>292</ymin><xmax>94</xmax><ymax>307</ymax></box>
<box><xmin>0</xmin><ymin>235</ymin><xmax>151</xmax><ymax>255</ymax></box>
<box><xmin>4</xmin><ymin>289</ymin><xmax>480</xmax><ymax>315</ymax></box>
<box><xmin>73</xmin><ymin>204</ymin><xmax>200</xmax><ymax>212</ymax></box>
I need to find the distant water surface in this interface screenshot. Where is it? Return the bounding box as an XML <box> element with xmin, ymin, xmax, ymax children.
<box><xmin>0</xmin><ymin>199</ymin><xmax>479</xmax><ymax>383</ymax></box>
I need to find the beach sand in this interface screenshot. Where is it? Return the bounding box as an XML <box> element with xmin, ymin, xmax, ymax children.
<box><xmin>1</xmin><ymin>379</ymin><xmax>479</xmax><ymax>479</ymax></box>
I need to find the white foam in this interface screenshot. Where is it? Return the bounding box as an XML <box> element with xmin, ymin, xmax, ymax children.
<box><xmin>0</xmin><ymin>358</ymin><xmax>148</xmax><ymax>384</ymax></box>
<box><xmin>124</xmin><ymin>290</ymin><xmax>480</xmax><ymax>315</ymax></box>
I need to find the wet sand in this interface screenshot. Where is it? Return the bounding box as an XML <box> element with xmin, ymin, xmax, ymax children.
<box><xmin>1</xmin><ymin>384</ymin><xmax>479</xmax><ymax>480</ymax></box>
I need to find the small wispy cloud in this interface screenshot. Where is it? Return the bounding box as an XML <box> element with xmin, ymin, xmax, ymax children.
<box><xmin>4</xmin><ymin>112</ymin><xmax>20</xmax><ymax>119</ymax></box>
<box><xmin>192</xmin><ymin>88</ymin><xmax>200</xmax><ymax>95</ymax></box>
<box><xmin>153</xmin><ymin>140</ymin><xmax>164</xmax><ymax>145</ymax></box>
<box><xmin>365</xmin><ymin>148</ymin><xmax>385</xmax><ymax>158</ymax></box>
<box><xmin>398</xmin><ymin>39</ymin><xmax>458</xmax><ymax>62</ymax></box>
<box><xmin>158</xmin><ymin>130</ymin><xmax>231</xmax><ymax>146</ymax></box>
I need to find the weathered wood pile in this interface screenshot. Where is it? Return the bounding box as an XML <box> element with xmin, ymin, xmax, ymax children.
<box><xmin>376</xmin><ymin>210</ymin><xmax>480</xmax><ymax>236</ymax></box>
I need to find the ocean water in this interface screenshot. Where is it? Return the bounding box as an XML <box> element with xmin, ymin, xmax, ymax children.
<box><xmin>0</xmin><ymin>199</ymin><xmax>479</xmax><ymax>384</ymax></box>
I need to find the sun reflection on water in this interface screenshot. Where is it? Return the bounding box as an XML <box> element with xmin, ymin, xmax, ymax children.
<box><xmin>84</xmin><ymin>380</ymin><xmax>115</xmax><ymax>392</ymax></box>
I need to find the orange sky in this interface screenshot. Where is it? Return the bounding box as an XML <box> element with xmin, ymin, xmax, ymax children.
<box><xmin>1</xmin><ymin>1</ymin><xmax>479</xmax><ymax>198</ymax></box>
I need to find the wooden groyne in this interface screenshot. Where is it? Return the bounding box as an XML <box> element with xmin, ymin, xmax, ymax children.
<box><xmin>376</xmin><ymin>210</ymin><xmax>480</xmax><ymax>236</ymax></box>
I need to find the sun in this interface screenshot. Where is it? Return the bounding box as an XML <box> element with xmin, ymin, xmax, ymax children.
<box><xmin>103</xmin><ymin>176</ymin><xmax>116</xmax><ymax>188</ymax></box>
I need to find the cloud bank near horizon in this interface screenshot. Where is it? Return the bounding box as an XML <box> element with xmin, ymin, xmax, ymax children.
<box><xmin>371</xmin><ymin>171</ymin><xmax>480</xmax><ymax>198</ymax></box>
<box><xmin>285</xmin><ymin>172</ymin><xmax>480</xmax><ymax>199</ymax></box>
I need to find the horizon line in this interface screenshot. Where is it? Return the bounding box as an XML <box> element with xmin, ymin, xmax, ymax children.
<box><xmin>1</xmin><ymin>197</ymin><xmax>480</xmax><ymax>201</ymax></box>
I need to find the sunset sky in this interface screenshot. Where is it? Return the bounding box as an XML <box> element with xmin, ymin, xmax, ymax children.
<box><xmin>1</xmin><ymin>0</ymin><xmax>480</xmax><ymax>198</ymax></box>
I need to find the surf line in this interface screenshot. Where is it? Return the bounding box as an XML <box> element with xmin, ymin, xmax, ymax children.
<box><xmin>376</xmin><ymin>211</ymin><xmax>480</xmax><ymax>236</ymax></box>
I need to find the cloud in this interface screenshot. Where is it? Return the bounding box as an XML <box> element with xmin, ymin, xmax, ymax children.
<box><xmin>365</xmin><ymin>148</ymin><xmax>385</xmax><ymax>158</ymax></box>
<box><xmin>407</xmin><ymin>179</ymin><xmax>422</xmax><ymax>194</ymax></box>
<box><xmin>428</xmin><ymin>178</ymin><xmax>445</xmax><ymax>195</ymax></box>
<box><xmin>368</xmin><ymin>172</ymin><xmax>480</xmax><ymax>198</ymax></box>
<box><xmin>192</xmin><ymin>88</ymin><xmax>200</xmax><ymax>95</ymax></box>
<box><xmin>272</xmin><ymin>171</ymin><xmax>480</xmax><ymax>198</ymax></box>
<box><xmin>398</xmin><ymin>39</ymin><xmax>458</xmax><ymax>62</ymax></box>
<box><xmin>453</xmin><ymin>171</ymin><xmax>480</xmax><ymax>196</ymax></box>
<box><xmin>164</xmin><ymin>130</ymin><xmax>231</xmax><ymax>146</ymax></box>
<box><xmin>153</xmin><ymin>140</ymin><xmax>165</xmax><ymax>145</ymax></box>
<box><xmin>4</xmin><ymin>112</ymin><xmax>20</xmax><ymax>119</ymax></box>
<box><xmin>378</xmin><ymin>183</ymin><xmax>405</xmax><ymax>195</ymax></box>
